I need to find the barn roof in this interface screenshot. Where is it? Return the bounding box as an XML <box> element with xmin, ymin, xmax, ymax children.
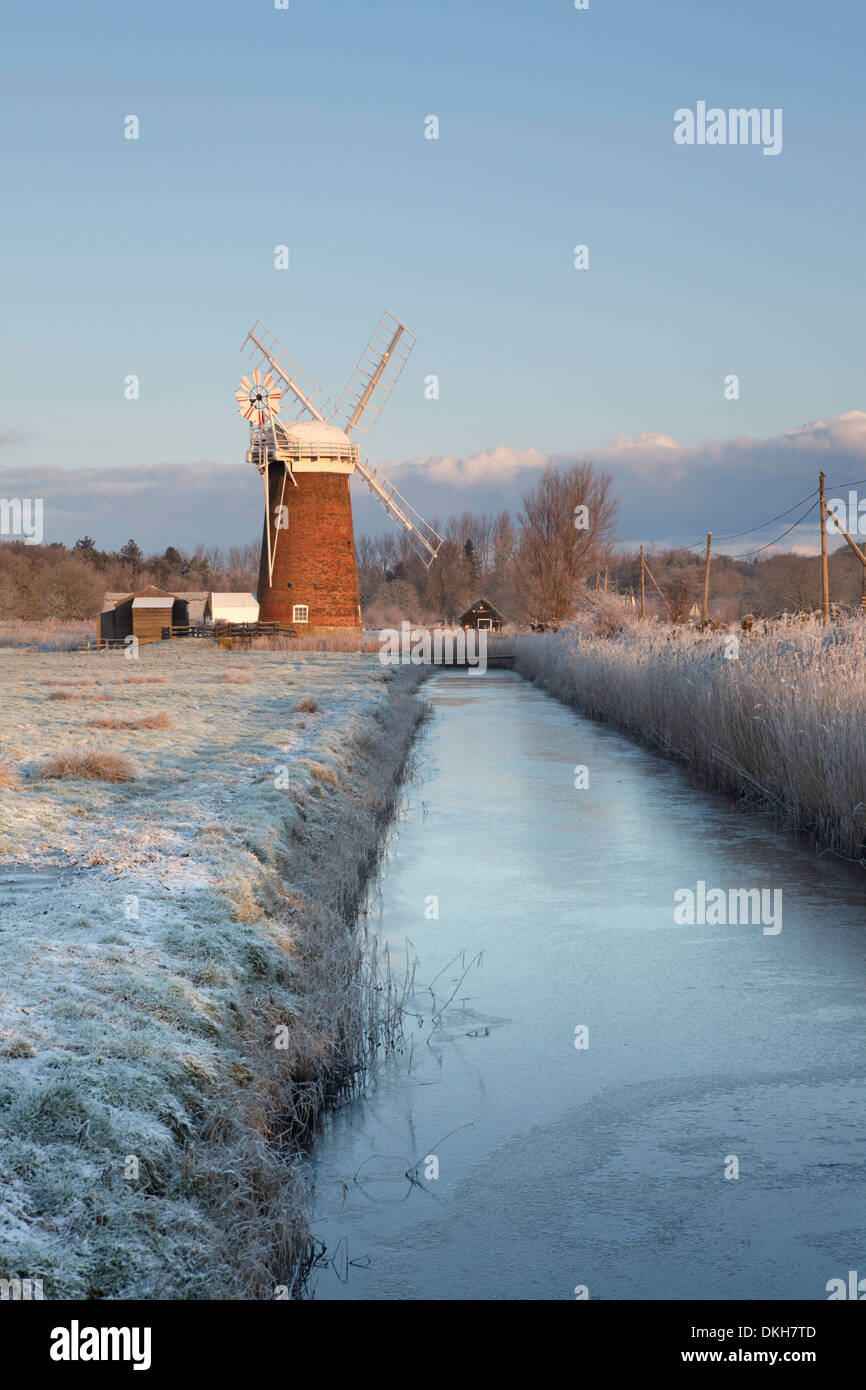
<box><xmin>209</xmin><ymin>592</ymin><xmax>258</xmax><ymax>607</ymax></box>
<box><xmin>101</xmin><ymin>587</ymin><xmax>209</xmax><ymax>613</ymax></box>
<box><xmin>102</xmin><ymin>586</ymin><xmax>169</xmax><ymax>612</ymax></box>
<box><xmin>460</xmin><ymin>597</ymin><xmax>505</xmax><ymax>620</ymax></box>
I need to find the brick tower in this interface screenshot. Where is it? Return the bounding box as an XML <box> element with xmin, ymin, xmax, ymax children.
<box><xmin>236</xmin><ymin>317</ymin><xmax>444</xmax><ymax>630</ymax></box>
<box><xmin>256</xmin><ymin>421</ymin><xmax>362</xmax><ymax>633</ymax></box>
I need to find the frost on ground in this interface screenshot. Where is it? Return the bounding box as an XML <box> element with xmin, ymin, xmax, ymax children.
<box><xmin>0</xmin><ymin>645</ymin><xmax>424</xmax><ymax>1298</ymax></box>
<box><xmin>515</xmin><ymin>603</ymin><xmax>866</xmax><ymax>862</ymax></box>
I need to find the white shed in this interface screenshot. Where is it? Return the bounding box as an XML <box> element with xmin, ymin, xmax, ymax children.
<box><xmin>206</xmin><ymin>592</ymin><xmax>260</xmax><ymax>624</ymax></box>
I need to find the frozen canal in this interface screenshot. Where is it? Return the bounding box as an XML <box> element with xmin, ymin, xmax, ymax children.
<box><xmin>309</xmin><ymin>671</ymin><xmax>866</xmax><ymax>1300</ymax></box>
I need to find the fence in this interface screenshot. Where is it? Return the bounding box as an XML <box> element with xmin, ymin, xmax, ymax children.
<box><xmin>160</xmin><ymin>623</ymin><xmax>298</xmax><ymax>641</ymax></box>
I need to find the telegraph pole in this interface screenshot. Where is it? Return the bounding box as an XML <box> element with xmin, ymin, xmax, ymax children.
<box><xmin>640</xmin><ymin>544</ymin><xmax>646</xmax><ymax>619</ymax></box>
<box><xmin>701</xmin><ymin>532</ymin><xmax>712</xmax><ymax>630</ymax></box>
<box><xmin>819</xmin><ymin>471</ymin><xmax>830</xmax><ymax>622</ymax></box>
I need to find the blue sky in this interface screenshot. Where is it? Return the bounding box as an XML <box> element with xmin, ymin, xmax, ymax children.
<box><xmin>2</xmin><ymin>0</ymin><xmax>866</xmax><ymax>552</ymax></box>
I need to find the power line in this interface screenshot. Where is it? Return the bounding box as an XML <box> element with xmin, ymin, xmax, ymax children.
<box><xmin>735</xmin><ymin>496</ymin><xmax>820</xmax><ymax>558</ymax></box>
<box><xmin>659</xmin><ymin>470</ymin><xmax>866</xmax><ymax>561</ymax></box>
<box><xmin>826</xmin><ymin>473</ymin><xmax>866</xmax><ymax>492</ymax></box>
<box><xmin>689</xmin><ymin>474</ymin><xmax>866</xmax><ymax>556</ymax></box>
<box><xmin>681</xmin><ymin>485</ymin><xmax>819</xmax><ymax>552</ymax></box>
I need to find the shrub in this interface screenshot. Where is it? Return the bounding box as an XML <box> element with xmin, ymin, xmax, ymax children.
<box><xmin>294</xmin><ymin>697</ymin><xmax>319</xmax><ymax>713</ymax></box>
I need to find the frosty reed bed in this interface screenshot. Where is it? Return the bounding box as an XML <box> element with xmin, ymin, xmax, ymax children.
<box><xmin>515</xmin><ymin>610</ymin><xmax>866</xmax><ymax>862</ymax></box>
<box><xmin>0</xmin><ymin>618</ymin><xmax>93</xmax><ymax>649</ymax></box>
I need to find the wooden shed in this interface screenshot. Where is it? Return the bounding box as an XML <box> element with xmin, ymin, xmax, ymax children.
<box><xmin>98</xmin><ymin>587</ymin><xmax>190</xmax><ymax>645</ymax></box>
<box><xmin>459</xmin><ymin>598</ymin><xmax>504</xmax><ymax>632</ymax></box>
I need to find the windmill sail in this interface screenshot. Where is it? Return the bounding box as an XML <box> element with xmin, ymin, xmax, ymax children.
<box><xmin>355</xmin><ymin>453</ymin><xmax>442</xmax><ymax>566</ymax></box>
<box><xmin>331</xmin><ymin>311</ymin><xmax>416</xmax><ymax>437</ymax></box>
<box><xmin>242</xmin><ymin>321</ymin><xmax>333</xmax><ymax>424</ymax></box>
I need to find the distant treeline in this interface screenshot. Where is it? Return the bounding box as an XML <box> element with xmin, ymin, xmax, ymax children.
<box><xmin>602</xmin><ymin>546</ymin><xmax>866</xmax><ymax>623</ymax></box>
<box><xmin>360</xmin><ymin>538</ymin><xmax>866</xmax><ymax>627</ymax></box>
<box><xmin>2</xmin><ymin>462</ymin><xmax>863</xmax><ymax>623</ymax></box>
<box><xmin>0</xmin><ymin>537</ymin><xmax>259</xmax><ymax>620</ymax></box>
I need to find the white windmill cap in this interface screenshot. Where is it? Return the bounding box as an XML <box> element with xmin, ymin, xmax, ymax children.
<box><xmin>280</xmin><ymin>419</ymin><xmax>351</xmax><ymax>447</ymax></box>
<box><xmin>274</xmin><ymin>417</ymin><xmax>359</xmax><ymax>469</ymax></box>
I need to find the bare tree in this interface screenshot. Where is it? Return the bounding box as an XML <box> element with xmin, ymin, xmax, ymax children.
<box><xmin>518</xmin><ymin>463</ymin><xmax>618</xmax><ymax>626</ymax></box>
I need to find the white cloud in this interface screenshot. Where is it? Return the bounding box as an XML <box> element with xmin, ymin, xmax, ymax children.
<box><xmin>397</xmin><ymin>445</ymin><xmax>547</xmax><ymax>486</ymax></box>
<box><xmin>377</xmin><ymin>410</ymin><xmax>866</xmax><ymax>552</ymax></box>
<box><xmin>389</xmin><ymin>412</ymin><xmax>866</xmax><ymax>495</ymax></box>
<box><xmin>5</xmin><ymin>411</ymin><xmax>866</xmax><ymax>553</ymax></box>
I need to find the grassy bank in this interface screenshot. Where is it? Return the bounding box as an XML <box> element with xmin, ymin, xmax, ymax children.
<box><xmin>515</xmin><ymin>604</ymin><xmax>866</xmax><ymax>864</ymax></box>
<box><xmin>0</xmin><ymin>646</ymin><xmax>425</xmax><ymax>1298</ymax></box>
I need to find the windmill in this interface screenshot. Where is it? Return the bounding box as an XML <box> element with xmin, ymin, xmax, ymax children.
<box><xmin>236</xmin><ymin>311</ymin><xmax>443</xmax><ymax>632</ymax></box>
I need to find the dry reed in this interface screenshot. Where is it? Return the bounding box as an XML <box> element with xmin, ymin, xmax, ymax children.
<box><xmin>46</xmin><ymin>690</ymin><xmax>109</xmax><ymax>702</ymax></box>
<box><xmin>38</xmin><ymin>677</ymin><xmax>97</xmax><ymax>687</ymax></box>
<box><xmin>308</xmin><ymin>762</ymin><xmax>337</xmax><ymax>786</ymax></box>
<box><xmin>36</xmin><ymin>749</ymin><xmax>139</xmax><ymax>782</ymax></box>
<box><xmin>112</xmin><ymin>676</ymin><xmax>168</xmax><ymax>685</ymax></box>
<box><xmin>85</xmin><ymin>712</ymin><xmax>174</xmax><ymax>731</ymax></box>
<box><xmin>0</xmin><ymin>619</ymin><xmax>93</xmax><ymax>650</ymax></box>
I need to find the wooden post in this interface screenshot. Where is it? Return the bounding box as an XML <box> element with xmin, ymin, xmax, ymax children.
<box><xmin>820</xmin><ymin>471</ymin><xmax>830</xmax><ymax>623</ymax></box>
<box><xmin>701</xmin><ymin>532</ymin><xmax>712</xmax><ymax>629</ymax></box>
<box><xmin>640</xmin><ymin>544</ymin><xmax>646</xmax><ymax>618</ymax></box>
<box><xmin>642</xmin><ymin>556</ymin><xmax>674</xmax><ymax>620</ymax></box>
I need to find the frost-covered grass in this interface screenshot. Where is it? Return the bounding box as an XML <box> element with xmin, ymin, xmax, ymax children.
<box><xmin>0</xmin><ymin>644</ymin><xmax>425</xmax><ymax>1298</ymax></box>
<box><xmin>515</xmin><ymin>605</ymin><xmax>866</xmax><ymax>863</ymax></box>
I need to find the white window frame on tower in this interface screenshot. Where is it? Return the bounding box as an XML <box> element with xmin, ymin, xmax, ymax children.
<box><xmin>293</xmin><ymin>604</ymin><xmax>309</xmax><ymax>624</ymax></box>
